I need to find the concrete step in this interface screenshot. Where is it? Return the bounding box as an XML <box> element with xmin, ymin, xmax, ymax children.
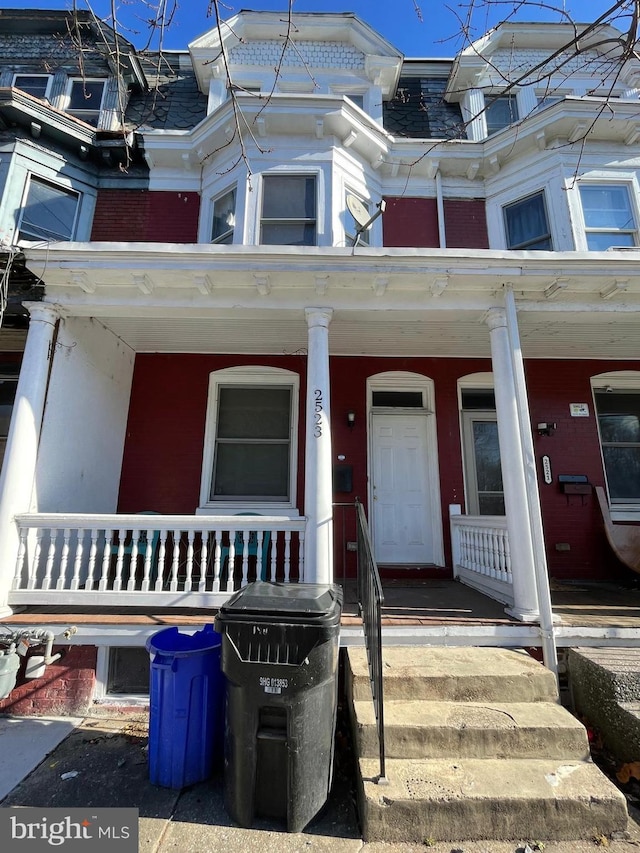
<box><xmin>346</xmin><ymin>646</ymin><xmax>558</xmax><ymax>703</ymax></box>
<box><xmin>357</xmin><ymin>757</ymin><xmax>628</xmax><ymax>842</ymax></box>
<box><xmin>353</xmin><ymin>699</ymin><xmax>590</xmax><ymax>760</ymax></box>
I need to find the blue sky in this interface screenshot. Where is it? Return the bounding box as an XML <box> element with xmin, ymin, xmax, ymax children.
<box><xmin>1</xmin><ymin>1</ymin><xmax>629</xmax><ymax>55</ymax></box>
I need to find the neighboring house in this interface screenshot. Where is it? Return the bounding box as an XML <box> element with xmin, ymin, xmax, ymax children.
<box><xmin>0</xmin><ymin>9</ymin><xmax>639</xmax><ymax>710</ymax></box>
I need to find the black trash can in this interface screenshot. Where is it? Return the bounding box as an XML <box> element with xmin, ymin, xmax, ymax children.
<box><xmin>215</xmin><ymin>580</ymin><xmax>342</xmax><ymax>832</ymax></box>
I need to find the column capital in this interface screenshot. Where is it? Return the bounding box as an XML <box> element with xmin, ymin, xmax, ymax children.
<box><xmin>24</xmin><ymin>303</ymin><xmax>61</xmax><ymax>326</ymax></box>
<box><xmin>484</xmin><ymin>307</ymin><xmax>507</xmax><ymax>331</ymax></box>
<box><xmin>305</xmin><ymin>307</ymin><xmax>333</xmax><ymax>329</ymax></box>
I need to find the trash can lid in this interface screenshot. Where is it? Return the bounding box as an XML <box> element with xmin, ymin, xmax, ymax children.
<box><xmin>216</xmin><ymin>581</ymin><xmax>342</xmax><ymax>625</ymax></box>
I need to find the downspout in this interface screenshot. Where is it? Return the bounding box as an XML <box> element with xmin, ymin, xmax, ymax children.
<box><xmin>504</xmin><ymin>285</ymin><xmax>558</xmax><ymax>680</ymax></box>
<box><xmin>436</xmin><ymin>170</ymin><xmax>446</xmax><ymax>248</ymax></box>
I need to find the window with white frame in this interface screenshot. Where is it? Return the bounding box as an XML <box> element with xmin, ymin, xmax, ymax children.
<box><xmin>13</xmin><ymin>74</ymin><xmax>52</xmax><ymax>100</ymax></box>
<box><xmin>17</xmin><ymin>176</ymin><xmax>79</xmax><ymax>242</ymax></box>
<box><xmin>579</xmin><ymin>184</ymin><xmax>638</xmax><ymax>250</ymax></box>
<box><xmin>211</xmin><ymin>187</ymin><xmax>236</xmax><ymax>244</ymax></box>
<box><xmin>201</xmin><ymin>369</ymin><xmax>299</xmax><ymax>507</ymax></box>
<box><xmin>503</xmin><ymin>191</ymin><xmax>552</xmax><ymax>250</ymax></box>
<box><xmin>345</xmin><ymin>191</ymin><xmax>370</xmax><ymax>246</ymax></box>
<box><xmin>485</xmin><ymin>94</ymin><xmax>519</xmax><ymax>135</ymax></box>
<box><xmin>460</xmin><ymin>387</ymin><xmax>505</xmax><ymax>515</ymax></box>
<box><xmin>67</xmin><ymin>79</ymin><xmax>106</xmax><ymax>126</ymax></box>
<box><xmin>260</xmin><ymin>175</ymin><xmax>316</xmax><ymax>246</ymax></box>
<box><xmin>594</xmin><ymin>386</ymin><xmax>640</xmax><ymax>505</ymax></box>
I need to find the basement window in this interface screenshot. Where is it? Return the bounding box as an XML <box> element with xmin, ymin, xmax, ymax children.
<box><xmin>107</xmin><ymin>647</ymin><xmax>150</xmax><ymax>694</ymax></box>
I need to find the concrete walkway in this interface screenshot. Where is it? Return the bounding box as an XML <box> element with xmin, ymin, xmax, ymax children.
<box><xmin>2</xmin><ymin>713</ymin><xmax>640</xmax><ymax>852</ymax></box>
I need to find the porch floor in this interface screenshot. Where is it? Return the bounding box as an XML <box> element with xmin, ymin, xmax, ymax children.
<box><xmin>5</xmin><ymin>579</ymin><xmax>640</xmax><ymax>632</ymax></box>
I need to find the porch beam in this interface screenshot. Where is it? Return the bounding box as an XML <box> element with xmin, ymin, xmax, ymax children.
<box><xmin>304</xmin><ymin>308</ymin><xmax>334</xmax><ymax>584</ymax></box>
<box><xmin>485</xmin><ymin>307</ymin><xmax>540</xmax><ymax>623</ymax></box>
<box><xmin>0</xmin><ymin>303</ymin><xmax>60</xmax><ymax>615</ymax></box>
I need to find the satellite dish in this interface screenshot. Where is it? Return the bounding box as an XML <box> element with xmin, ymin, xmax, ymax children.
<box><xmin>346</xmin><ymin>194</ymin><xmax>371</xmax><ymax>230</ymax></box>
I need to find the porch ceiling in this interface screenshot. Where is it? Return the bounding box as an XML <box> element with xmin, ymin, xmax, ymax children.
<box><xmin>94</xmin><ymin>309</ymin><xmax>640</xmax><ymax>359</ymax></box>
<box><xmin>21</xmin><ymin>243</ymin><xmax>640</xmax><ymax>359</ymax></box>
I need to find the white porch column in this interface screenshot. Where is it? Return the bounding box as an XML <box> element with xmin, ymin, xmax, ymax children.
<box><xmin>304</xmin><ymin>308</ymin><xmax>333</xmax><ymax>585</ymax></box>
<box><xmin>485</xmin><ymin>308</ymin><xmax>539</xmax><ymax>621</ymax></box>
<box><xmin>0</xmin><ymin>303</ymin><xmax>59</xmax><ymax>614</ymax></box>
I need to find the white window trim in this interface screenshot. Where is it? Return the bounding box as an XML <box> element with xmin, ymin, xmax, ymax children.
<box><xmin>251</xmin><ymin>167</ymin><xmax>325</xmax><ymax>246</ymax></box>
<box><xmin>65</xmin><ymin>78</ymin><xmax>107</xmax><ymax>124</ymax></box>
<box><xmin>502</xmin><ymin>189</ymin><xmax>552</xmax><ymax>250</ymax></box>
<box><xmin>591</xmin><ymin>371</ymin><xmax>640</xmax><ymax>520</ymax></box>
<box><xmin>12</xmin><ymin>73</ymin><xmax>52</xmax><ymax>101</ymax></box>
<box><xmin>457</xmin><ymin>375</ymin><xmax>501</xmax><ymax>517</ymax></box>
<box><xmin>198</xmin><ymin>366</ymin><xmax>300</xmax><ymax>515</ymax></box>
<box><xmin>16</xmin><ymin>174</ymin><xmax>81</xmax><ymax>244</ymax></box>
<box><xmin>210</xmin><ymin>185</ymin><xmax>237</xmax><ymax>245</ymax></box>
<box><xmin>575</xmin><ymin>179</ymin><xmax>640</xmax><ymax>251</ymax></box>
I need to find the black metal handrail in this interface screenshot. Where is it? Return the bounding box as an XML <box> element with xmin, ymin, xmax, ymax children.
<box><xmin>355</xmin><ymin>499</ymin><xmax>387</xmax><ymax>784</ymax></box>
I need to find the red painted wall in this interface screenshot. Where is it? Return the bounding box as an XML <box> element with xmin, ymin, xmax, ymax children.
<box><xmin>0</xmin><ymin>646</ymin><xmax>97</xmax><ymax>716</ymax></box>
<box><xmin>118</xmin><ymin>353</ymin><xmax>640</xmax><ymax>583</ymax></box>
<box><xmin>383</xmin><ymin>197</ymin><xmax>489</xmax><ymax>249</ymax></box>
<box><xmin>91</xmin><ymin>190</ymin><xmax>200</xmax><ymax>242</ymax></box>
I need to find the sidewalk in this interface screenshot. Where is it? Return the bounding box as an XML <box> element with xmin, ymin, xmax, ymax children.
<box><xmin>2</xmin><ymin>713</ymin><xmax>640</xmax><ymax>852</ymax></box>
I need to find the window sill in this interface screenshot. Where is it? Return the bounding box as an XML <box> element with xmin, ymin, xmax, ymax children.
<box><xmin>196</xmin><ymin>504</ymin><xmax>301</xmax><ymax>518</ymax></box>
<box><xmin>611</xmin><ymin>507</ymin><xmax>640</xmax><ymax>522</ymax></box>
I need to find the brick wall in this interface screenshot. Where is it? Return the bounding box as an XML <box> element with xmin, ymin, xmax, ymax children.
<box><xmin>118</xmin><ymin>352</ymin><xmax>640</xmax><ymax>583</ymax></box>
<box><xmin>91</xmin><ymin>190</ymin><xmax>200</xmax><ymax>242</ymax></box>
<box><xmin>443</xmin><ymin>199</ymin><xmax>489</xmax><ymax>248</ymax></box>
<box><xmin>383</xmin><ymin>197</ymin><xmax>489</xmax><ymax>249</ymax></box>
<box><xmin>383</xmin><ymin>197</ymin><xmax>439</xmax><ymax>247</ymax></box>
<box><xmin>0</xmin><ymin>646</ymin><xmax>97</xmax><ymax>716</ymax></box>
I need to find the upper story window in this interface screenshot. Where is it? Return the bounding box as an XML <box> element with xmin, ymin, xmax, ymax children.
<box><xmin>485</xmin><ymin>94</ymin><xmax>519</xmax><ymax>135</ymax></box>
<box><xmin>67</xmin><ymin>79</ymin><xmax>106</xmax><ymax>126</ymax></box>
<box><xmin>211</xmin><ymin>188</ymin><xmax>236</xmax><ymax>244</ymax></box>
<box><xmin>17</xmin><ymin>177</ymin><xmax>79</xmax><ymax>242</ymax></box>
<box><xmin>13</xmin><ymin>74</ymin><xmax>52</xmax><ymax>101</ymax></box>
<box><xmin>260</xmin><ymin>175</ymin><xmax>316</xmax><ymax>246</ymax></box>
<box><xmin>503</xmin><ymin>191</ymin><xmax>552</xmax><ymax>250</ymax></box>
<box><xmin>579</xmin><ymin>184</ymin><xmax>638</xmax><ymax>250</ymax></box>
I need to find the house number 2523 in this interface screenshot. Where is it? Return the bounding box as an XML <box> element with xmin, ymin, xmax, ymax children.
<box><xmin>314</xmin><ymin>389</ymin><xmax>323</xmax><ymax>437</ymax></box>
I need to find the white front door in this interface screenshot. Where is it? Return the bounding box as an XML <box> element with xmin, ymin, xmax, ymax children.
<box><xmin>371</xmin><ymin>413</ymin><xmax>434</xmax><ymax>564</ymax></box>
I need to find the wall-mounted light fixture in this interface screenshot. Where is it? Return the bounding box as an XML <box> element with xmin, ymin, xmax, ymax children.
<box><xmin>537</xmin><ymin>422</ymin><xmax>557</xmax><ymax>436</ymax></box>
<box><xmin>347</xmin><ymin>411</ymin><xmax>356</xmax><ymax>429</ymax></box>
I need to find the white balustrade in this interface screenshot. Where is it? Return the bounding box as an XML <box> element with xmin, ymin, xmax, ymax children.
<box><xmin>10</xmin><ymin>513</ymin><xmax>306</xmax><ymax>607</ymax></box>
<box><xmin>449</xmin><ymin>508</ymin><xmax>514</xmax><ymax>607</ymax></box>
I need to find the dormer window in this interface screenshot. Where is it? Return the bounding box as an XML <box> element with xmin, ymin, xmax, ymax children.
<box><xmin>485</xmin><ymin>94</ymin><xmax>519</xmax><ymax>135</ymax></box>
<box><xmin>13</xmin><ymin>74</ymin><xmax>52</xmax><ymax>101</ymax></box>
<box><xmin>67</xmin><ymin>79</ymin><xmax>106</xmax><ymax>126</ymax></box>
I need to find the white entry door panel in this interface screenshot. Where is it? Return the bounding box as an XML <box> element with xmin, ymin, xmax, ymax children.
<box><xmin>371</xmin><ymin>414</ymin><xmax>433</xmax><ymax>564</ymax></box>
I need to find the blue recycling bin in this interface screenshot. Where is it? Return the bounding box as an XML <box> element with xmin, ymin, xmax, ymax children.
<box><xmin>146</xmin><ymin>624</ymin><xmax>224</xmax><ymax>788</ymax></box>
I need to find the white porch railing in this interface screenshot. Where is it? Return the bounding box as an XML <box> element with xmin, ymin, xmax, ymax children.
<box><xmin>449</xmin><ymin>508</ymin><xmax>513</xmax><ymax>606</ymax></box>
<box><xmin>10</xmin><ymin>513</ymin><xmax>306</xmax><ymax>608</ymax></box>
